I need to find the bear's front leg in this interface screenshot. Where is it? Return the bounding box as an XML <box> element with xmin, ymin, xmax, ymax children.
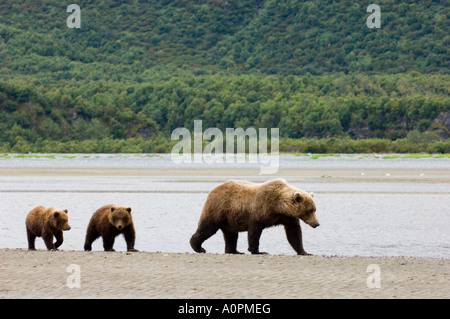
<box><xmin>54</xmin><ymin>230</ymin><xmax>64</xmax><ymax>249</ymax></box>
<box><xmin>42</xmin><ymin>230</ymin><xmax>56</xmax><ymax>250</ymax></box>
<box><xmin>123</xmin><ymin>226</ymin><xmax>138</xmax><ymax>252</ymax></box>
<box><xmin>247</xmin><ymin>223</ymin><xmax>267</xmax><ymax>254</ymax></box>
<box><xmin>284</xmin><ymin>219</ymin><xmax>310</xmax><ymax>255</ymax></box>
<box><xmin>102</xmin><ymin>235</ymin><xmax>116</xmax><ymax>252</ymax></box>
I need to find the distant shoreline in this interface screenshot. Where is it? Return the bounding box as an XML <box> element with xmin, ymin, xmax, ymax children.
<box><xmin>1</xmin><ymin>167</ymin><xmax>449</xmax><ymax>184</ymax></box>
<box><xmin>1</xmin><ymin>153</ymin><xmax>449</xmax><ymax>173</ymax></box>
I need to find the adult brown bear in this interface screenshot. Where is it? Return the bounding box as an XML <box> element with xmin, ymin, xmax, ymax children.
<box><xmin>190</xmin><ymin>179</ymin><xmax>319</xmax><ymax>255</ymax></box>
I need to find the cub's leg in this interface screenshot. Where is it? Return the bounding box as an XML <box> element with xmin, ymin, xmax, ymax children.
<box><xmin>102</xmin><ymin>234</ymin><xmax>116</xmax><ymax>252</ymax></box>
<box><xmin>54</xmin><ymin>230</ymin><xmax>64</xmax><ymax>249</ymax></box>
<box><xmin>84</xmin><ymin>228</ymin><xmax>99</xmax><ymax>251</ymax></box>
<box><xmin>26</xmin><ymin>229</ymin><xmax>36</xmax><ymax>251</ymax></box>
<box><xmin>42</xmin><ymin>230</ymin><xmax>56</xmax><ymax>250</ymax></box>
<box><xmin>123</xmin><ymin>226</ymin><xmax>138</xmax><ymax>252</ymax></box>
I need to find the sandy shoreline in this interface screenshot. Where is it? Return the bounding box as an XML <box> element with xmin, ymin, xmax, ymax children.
<box><xmin>0</xmin><ymin>249</ymin><xmax>448</xmax><ymax>299</ymax></box>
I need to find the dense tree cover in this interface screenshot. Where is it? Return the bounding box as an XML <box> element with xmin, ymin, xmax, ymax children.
<box><xmin>0</xmin><ymin>0</ymin><xmax>449</xmax><ymax>153</ymax></box>
<box><xmin>213</xmin><ymin>0</ymin><xmax>450</xmax><ymax>74</ymax></box>
<box><xmin>1</xmin><ymin>72</ymin><xmax>448</xmax><ymax>152</ymax></box>
<box><xmin>1</xmin><ymin>0</ymin><xmax>448</xmax><ymax>75</ymax></box>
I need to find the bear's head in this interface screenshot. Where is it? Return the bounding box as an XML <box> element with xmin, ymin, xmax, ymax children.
<box><xmin>108</xmin><ymin>206</ymin><xmax>132</xmax><ymax>231</ymax></box>
<box><xmin>292</xmin><ymin>191</ymin><xmax>320</xmax><ymax>228</ymax></box>
<box><xmin>50</xmin><ymin>209</ymin><xmax>71</xmax><ymax>231</ymax></box>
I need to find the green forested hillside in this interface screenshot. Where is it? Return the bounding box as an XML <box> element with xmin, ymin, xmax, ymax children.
<box><xmin>0</xmin><ymin>0</ymin><xmax>449</xmax><ymax>153</ymax></box>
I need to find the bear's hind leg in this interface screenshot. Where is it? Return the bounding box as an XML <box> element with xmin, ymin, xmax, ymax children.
<box><xmin>26</xmin><ymin>229</ymin><xmax>36</xmax><ymax>251</ymax></box>
<box><xmin>84</xmin><ymin>228</ymin><xmax>99</xmax><ymax>251</ymax></box>
<box><xmin>223</xmin><ymin>230</ymin><xmax>243</xmax><ymax>254</ymax></box>
<box><xmin>190</xmin><ymin>222</ymin><xmax>219</xmax><ymax>253</ymax></box>
<box><xmin>248</xmin><ymin>223</ymin><xmax>267</xmax><ymax>254</ymax></box>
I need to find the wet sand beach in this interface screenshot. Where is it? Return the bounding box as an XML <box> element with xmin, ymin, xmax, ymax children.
<box><xmin>0</xmin><ymin>249</ymin><xmax>448</xmax><ymax>299</ymax></box>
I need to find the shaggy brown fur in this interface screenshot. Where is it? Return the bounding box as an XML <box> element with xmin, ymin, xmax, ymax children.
<box><xmin>84</xmin><ymin>204</ymin><xmax>137</xmax><ymax>252</ymax></box>
<box><xmin>190</xmin><ymin>179</ymin><xmax>319</xmax><ymax>255</ymax></box>
<box><xmin>25</xmin><ymin>206</ymin><xmax>71</xmax><ymax>250</ymax></box>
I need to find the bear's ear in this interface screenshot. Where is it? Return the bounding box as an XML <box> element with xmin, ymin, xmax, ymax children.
<box><xmin>110</xmin><ymin>207</ymin><xmax>115</xmax><ymax>213</ymax></box>
<box><xmin>294</xmin><ymin>192</ymin><xmax>302</xmax><ymax>203</ymax></box>
<box><xmin>64</xmin><ymin>209</ymin><xmax>68</xmax><ymax>214</ymax></box>
<box><xmin>126</xmin><ymin>207</ymin><xmax>132</xmax><ymax>213</ymax></box>
<box><xmin>309</xmin><ymin>192</ymin><xmax>314</xmax><ymax>198</ymax></box>
<box><xmin>53</xmin><ymin>212</ymin><xmax>60</xmax><ymax>218</ymax></box>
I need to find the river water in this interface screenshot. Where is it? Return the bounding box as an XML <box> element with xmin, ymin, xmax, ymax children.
<box><xmin>0</xmin><ymin>154</ymin><xmax>449</xmax><ymax>258</ymax></box>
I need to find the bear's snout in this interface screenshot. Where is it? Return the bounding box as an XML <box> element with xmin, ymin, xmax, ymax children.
<box><xmin>117</xmin><ymin>224</ymin><xmax>123</xmax><ymax>230</ymax></box>
<box><xmin>304</xmin><ymin>217</ymin><xmax>320</xmax><ymax>229</ymax></box>
<box><xmin>64</xmin><ymin>224</ymin><xmax>71</xmax><ymax>231</ymax></box>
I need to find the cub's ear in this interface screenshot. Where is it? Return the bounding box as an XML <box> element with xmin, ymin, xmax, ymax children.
<box><xmin>110</xmin><ymin>207</ymin><xmax>115</xmax><ymax>213</ymax></box>
<box><xmin>53</xmin><ymin>212</ymin><xmax>60</xmax><ymax>218</ymax></box>
<box><xmin>64</xmin><ymin>209</ymin><xmax>68</xmax><ymax>214</ymax></box>
<box><xmin>309</xmin><ymin>192</ymin><xmax>314</xmax><ymax>198</ymax></box>
<box><xmin>126</xmin><ymin>207</ymin><xmax>132</xmax><ymax>213</ymax></box>
<box><xmin>294</xmin><ymin>192</ymin><xmax>302</xmax><ymax>203</ymax></box>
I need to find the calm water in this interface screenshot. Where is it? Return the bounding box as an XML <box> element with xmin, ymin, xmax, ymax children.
<box><xmin>0</xmin><ymin>154</ymin><xmax>449</xmax><ymax>258</ymax></box>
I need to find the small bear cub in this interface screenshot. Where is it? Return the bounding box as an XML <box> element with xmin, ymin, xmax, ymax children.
<box><xmin>84</xmin><ymin>204</ymin><xmax>138</xmax><ymax>252</ymax></box>
<box><xmin>26</xmin><ymin>206</ymin><xmax>71</xmax><ymax>251</ymax></box>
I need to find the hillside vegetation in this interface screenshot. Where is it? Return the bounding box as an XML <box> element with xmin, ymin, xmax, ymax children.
<box><xmin>0</xmin><ymin>0</ymin><xmax>449</xmax><ymax>153</ymax></box>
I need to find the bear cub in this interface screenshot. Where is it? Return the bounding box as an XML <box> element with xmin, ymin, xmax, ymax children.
<box><xmin>190</xmin><ymin>179</ymin><xmax>319</xmax><ymax>255</ymax></box>
<box><xmin>26</xmin><ymin>206</ymin><xmax>71</xmax><ymax>250</ymax></box>
<box><xmin>84</xmin><ymin>204</ymin><xmax>138</xmax><ymax>252</ymax></box>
